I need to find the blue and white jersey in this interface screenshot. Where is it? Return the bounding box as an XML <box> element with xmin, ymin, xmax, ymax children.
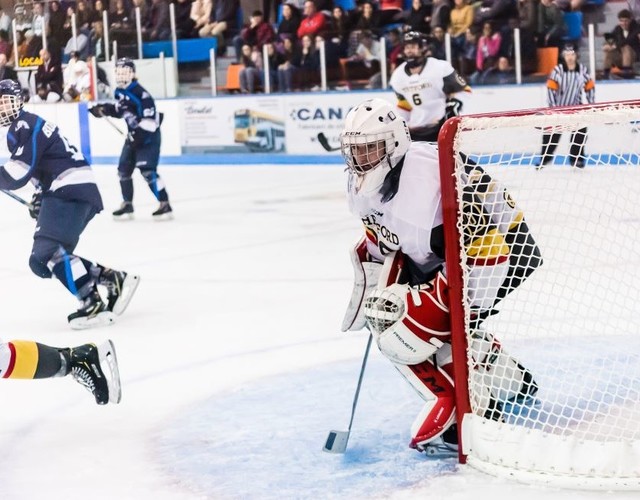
<box><xmin>0</xmin><ymin>111</ymin><xmax>103</xmax><ymax>210</ymax></box>
<box><xmin>105</xmin><ymin>81</ymin><xmax>160</xmax><ymax>143</ymax></box>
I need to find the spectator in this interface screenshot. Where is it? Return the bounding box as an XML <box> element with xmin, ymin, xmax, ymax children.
<box><xmin>144</xmin><ymin>0</ymin><xmax>171</xmax><ymax>41</ymax></box>
<box><xmin>345</xmin><ymin>29</ymin><xmax>381</xmax><ymax>81</ymax></box>
<box><xmin>14</xmin><ymin>5</ymin><xmax>32</xmax><ymax>33</ymax></box>
<box><xmin>48</xmin><ymin>1</ymin><xmax>67</xmax><ymax>46</ymax></box>
<box><xmin>174</xmin><ymin>0</ymin><xmax>196</xmax><ymax>38</ymax></box>
<box><xmin>23</xmin><ymin>30</ymin><xmax>43</xmax><ymax>59</ymax></box>
<box><xmin>0</xmin><ymin>54</ymin><xmax>17</xmax><ymax>81</ymax></box>
<box><xmin>428</xmin><ymin>25</ymin><xmax>447</xmax><ymax>60</ymax></box>
<box><xmin>277</xmin><ymin>2</ymin><xmax>301</xmax><ymax>43</ymax></box>
<box><xmin>315</xmin><ymin>34</ymin><xmax>342</xmax><ymax>84</ymax></box>
<box><xmin>518</xmin><ymin>0</ymin><xmax>537</xmax><ymax>32</ymax></box>
<box><xmin>475</xmin><ymin>0</ymin><xmax>518</xmax><ymax>28</ymax></box>
<box><xmin>110</xmin><ymin>0</ymin><xmax>136</xmax><ymax>50</ymax></box>
<box><xmin>0</xmin><ymin>8</ymin><xmax>11</xmax><ymax>34</ymax></box>
<box><xmin>449</xmin><ymin>0</ymin><xmax>473</xmax><ymax>69</ymax></box>
<box><xmin>76</xmin><ymin>1</ymin><xmax>95</xmax><ymax>31</ymax></box>
<box><xmin>239</xmin><ymin>43</ymin><xmax>263</xmax><ymax>93</ymax></box>
<box><xmin>297</xmin><ymin>0</ymin><xmax>327</xmax><ymax>39</ymax></box>
<box><xmin>263</xmin><ymin>41</ymin><xmax>283</xmax><ymax>90</ymax></box>
<box><xmin>131</xmin><ymin>0</ymin><xmax>148</xmax><ymax>25</ymax></box>
<box><xmin>63</xmin><ymin>59</ymin><xmax>91</xmax><ymax>101</ymax></box>
<box><xmin>63</xmin><ymin>28</ymin><xmax>91</xmax><ymax>59</ymax></box>
<box><xmin>474</xmin><ymin>21</ymin><xmax>501</xmax><ymax>80</ymax></box>
<box><xmin>405</xmin><ymin>0</ymin><xmax>430</xmax><ymax>35</ymax></box>
<box><xmin>35</xmin><ymin>49</ymin><xmax>63</xmax><ymax>101</ymax></box>
<box><xmin>90</xmin><ymin>21</ymin><xmax>106</xmax><ymax>61</ymax></box>
<box><xmin>327</xmin><ymin>6</ymin><xmax>350</xmax><ymax>57</ymax></box>
<box><xmin>277</xmin><ymin>36</ymin><xmax>300</xmax><ymax>92</ymax></box>
<box><xmin>499</xmin><ymin>16</ymin><xmax>536</xmax><ymax>74</ymax></box>
<box><xmin>602</xmin><ymin>9</ymin><xmax>640</xmax><ymax>79</ymax></box>
<box><xmin>190</xmin><ymin>0</ymin><xmax>212</xmax><ymax>34</ymax></box>
<box><xmin>0</xmin><ymin>31</ymin><xmax>11</xmax><ymax>60</ymax></box>
<box><xmin>93</xmin><ymin>0</ymin><xmax>108</xmax><ymax>25</ymax></box>
<box><xmin>387</xmin><ymin>27</ymin><xmax>404</xmax><ymax>70</ymax></box>
<box><xmin>199</xmin><ymin>0</ymin><xmax>239</xmax><ymax>55</ymax></box>
<box><xmin>350</xmin><ymin>1</ymin><xmax>381</xmax><ymax>36</ymax></box>
<box><xmin>429</xmin><ymin>0</ymin><xmax>451</xmax><ymax>33</ymax></box>
<box><xmin>292</xmin><ymin>33</ymin><xmax>319</xmax><ymax>89</ymax></box>
<box><xmin>32</xmin><ymin>3</ymin><xmax>47</xmax><ymax>38</ymax></box>
<box><xmin>233</xmin><ymin>10</ymin><xmax>276</xmax><ymax>62</ymax></box>
<box><xmin>459</xmin><ymin>26</ymin><xmax>479</xmax><ymax>76</ymax></box>
<box><xmin>481</xmin><ymin>55</ymin><xmax>516</xmax><ymax>83</ymax></box>
<box><xmin>536</xmin><ymin>0</ymin><xmax>565</xmax><ymax>47</ymax></box>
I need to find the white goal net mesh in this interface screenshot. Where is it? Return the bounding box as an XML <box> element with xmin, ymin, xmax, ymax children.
<box><xmin>448</xmin><ymin>102</ymin><xmax>640</xmax><ymax>489</ymax></box>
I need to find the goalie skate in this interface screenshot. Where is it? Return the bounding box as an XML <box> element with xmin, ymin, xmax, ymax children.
<box><xmin>413</xmin><ymin>425</ymin><xmax>459</xmax><ymax>459</ymax></box>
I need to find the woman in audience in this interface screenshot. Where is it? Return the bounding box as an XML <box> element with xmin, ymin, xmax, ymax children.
<box><xmin>405</xmin><ymin>0</ymin><xmax>430</xmax><ymax>35</ymax></box>
<box><xmin>48</xmin><ymin>1</ymin><xmax>67</xmax><ymax>47</ymax></box>
<box><xmin>239</xmin><ymin>43</ymin><xmax>263</xmax><ymax>93</ymax></box>
<box><xmin>449</xmin><ymin>0</ymin><xmax>473</xmax><ymax>70</ymax></box>
<box><xmin>277</xmin><ymin>2</ymin><xmax>301</xmax><ymax>44</ymax></box>
<box><xmin>263</xmin><ymin>42</ymin><xmax>283</xmax><ymax>91</ymax></box>
<box><xmin>292</xmin><ymin>33</ymin><xmax>318</xmax><ymax>89</ymax></box>
<box><xmin>328</xmin><ymin>5</ymin><xmax>350</xmax><ymax>57</ymax></box>
<box><xmin>277</xmin><ymin>36</ymin><xmax>300</xmax><ymax>92</ymax></box>
<box><xmin>474</xmin><ymin>21</ymin><xmax>501</xmax><ymax>82</ymax></box>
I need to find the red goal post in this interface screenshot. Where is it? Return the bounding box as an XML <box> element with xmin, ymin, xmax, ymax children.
<box><xmin>438</xmin><ymin>101</ymin><xmax>640</xmax><ymax>490</ymax></box>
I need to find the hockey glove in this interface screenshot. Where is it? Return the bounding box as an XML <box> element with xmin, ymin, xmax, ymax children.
<box><xmin>29</xmin><ymin>189</ymin><xmax>42</xmax><ymax>220</ymax></box>
<box><xmin>88</xmin><ymin>104</ymin><xmax>105</xmax><ymax>118</ymax></box>
<box><xmin>445</xmin><ymin>97</ymin><xmax>463</xmax><ymax>120</ymax></box>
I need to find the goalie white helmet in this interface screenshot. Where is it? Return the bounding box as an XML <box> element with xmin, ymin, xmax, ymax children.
<box><xmin>341</xmin><ymin>98</ymin><xmax>411</xmax><ymax>195</ymax></box>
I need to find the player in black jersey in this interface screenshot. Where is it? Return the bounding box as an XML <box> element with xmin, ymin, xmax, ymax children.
<box><xmin>89</xmin><ymin>58</ymin><xmax>173</xmax><ymax>220</ymax></box>
<box><xmin>0</xmin><ymin>79</ymin><xmax>140</xmax><ymax>329</ymax></box>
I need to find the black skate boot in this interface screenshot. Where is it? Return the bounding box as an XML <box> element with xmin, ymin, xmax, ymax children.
<box><xmin>67</xmin><ymin>288</ymin><xmax>115</xmax><ymax>330</ymax></box>
<box><xmin>113</xmin><ymin>201</ymin><xmax>134</xmax><ymax>220</ymax></box>
<box><xmin>70</xmin><ymin>340</ymin><xmax>122</xmax><ymax>405</ymax></box>
<box><xmin>152</xmin><ymin>201</ymin><xmax>173</xmax><ymax>221</ymax></box>
<box><xmin>99</xmin><ymin>267</ymin><xmax>141</xmax><ymax>315</ymax></box>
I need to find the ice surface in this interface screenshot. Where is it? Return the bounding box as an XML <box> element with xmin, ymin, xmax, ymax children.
<box><xmin>0</xmin><ymin>165</ymin><xmax>634</xmax><ymax>500</ymax></box>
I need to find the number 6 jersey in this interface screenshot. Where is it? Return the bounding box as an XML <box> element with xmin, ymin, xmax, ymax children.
<box><xmin>389</xmin><ymin>57</ymin><xmax>468</xmax><ymax>130</ymax></box>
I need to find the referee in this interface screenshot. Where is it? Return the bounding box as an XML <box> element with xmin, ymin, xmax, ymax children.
<box><xmin>537</xmin><ymin>43</ymin><xmax>595</xmax><ymax>169</ymax></box>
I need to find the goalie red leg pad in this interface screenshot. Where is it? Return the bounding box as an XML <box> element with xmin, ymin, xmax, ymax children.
<box><xmin>394</xmin><ymin>358</ymin><xmax>456</xmax><ymax>448</ymax></box>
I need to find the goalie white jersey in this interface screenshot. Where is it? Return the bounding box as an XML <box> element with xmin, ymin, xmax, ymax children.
<box><xmin>347</xmin><ymin>141</ymin><xmax>524</xmax><ymax>309</ymax></box>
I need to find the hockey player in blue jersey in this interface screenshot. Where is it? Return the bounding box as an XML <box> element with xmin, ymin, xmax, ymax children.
<box><xmin>0</xmin><ymin>79</ymin><xmax>140</xmax><ymax>329</ymax></box>
<box><xmin>89</xmin><ymin>57</ymin><xmax>173</xmax><ymax>220</ymax></box>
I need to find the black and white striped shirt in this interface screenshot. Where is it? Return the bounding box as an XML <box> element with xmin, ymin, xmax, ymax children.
<box><xmin>546</xmin><ymin>62</ymin><xmax>595</xmax><ymax>107</ymax></box>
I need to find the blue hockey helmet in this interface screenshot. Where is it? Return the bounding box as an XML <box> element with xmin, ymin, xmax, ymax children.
<box><xmin>115</xmin><ymin>57</ymin><xmax>136</xmax><ymax>88</ymax></box>
<box><xmin>0</xmin><ymin>79</ymin><xmax>24</xmax><ymax>127</ymax></box>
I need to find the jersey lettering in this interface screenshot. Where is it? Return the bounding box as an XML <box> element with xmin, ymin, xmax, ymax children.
<box><xmin>42</xmin><ymin>121</ymin><xmax>56</xmax><ymax>138</ymax></box>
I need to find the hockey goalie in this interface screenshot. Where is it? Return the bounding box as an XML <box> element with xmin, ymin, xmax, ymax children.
<box><xmin>340</xmin><ymin>98</ymin><xmax>541</xmax><ymax>456</ymax></box>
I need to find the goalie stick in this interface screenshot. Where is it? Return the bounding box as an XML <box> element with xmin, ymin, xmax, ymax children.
<box><xmin>322</xmin><ymin>332</ymin><xmax>373</xmax><ymax>454</ymax></box>
<box><xmin>317</xmin><ymin>132</ymin><xmax>341</xmax><ymax>152</ymax></box>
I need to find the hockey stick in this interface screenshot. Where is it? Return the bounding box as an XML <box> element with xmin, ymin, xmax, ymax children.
<box><xmin>322</xmin><ymin>331</ymin><xmax>373</xmax><ymax>454</ymax></box>
<box><xmin>104</xmin><ymin>116</ymin><xmax>125</xmax><ymax>136</ymax></box>
<box><xmin>317</xmin><ymin>132</ymin><xmax>341</xmax><ymax>152</ymax></box>
<box><xmin>1</xmin><ymin>189</ymin><xmax>33</xmax><ymax>209</ymax></box>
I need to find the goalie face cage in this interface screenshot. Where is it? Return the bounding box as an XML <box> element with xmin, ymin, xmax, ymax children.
<box><xmin>438</xmin><ymin>101</ymin><xmax>640</xmax><ymax>490</ymax></box>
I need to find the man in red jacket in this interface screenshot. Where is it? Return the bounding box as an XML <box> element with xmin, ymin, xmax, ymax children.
<box><xmin>297</xmin><ymin>0</ymin><xmax>326</xmax><ymax>39</ymax></box>
<box><xmin>233</xmin><ymin>10</ymin><xmax>276</xmax><ymax>62</ymax></box>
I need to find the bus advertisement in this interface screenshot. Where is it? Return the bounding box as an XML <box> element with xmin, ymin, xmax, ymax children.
<box><xmin>234</xmin><ymin>109</ymin><xmax>286</xmax><ymax>153</ymax></box>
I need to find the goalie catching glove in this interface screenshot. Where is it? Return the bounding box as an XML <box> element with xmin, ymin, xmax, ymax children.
<box><xmin>363</xmin><ymin>272</ymin><xmax>450</xmax><ymax>365</ymax></box>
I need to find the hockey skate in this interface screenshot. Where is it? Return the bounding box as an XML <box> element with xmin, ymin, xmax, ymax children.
<box><xmin>152</xmin><ymin>201</ymin><xmax>173</xmax><ymax>221</ymax></box>
<box><xmin>70</xmin><ymin>340</ymin><xmax>122</xmax><ymax>405</ymax></box>
<box><xmin>413</xmin><ymin>425</ymin><xmax>459</xmax><ymax>459</ymax></box>
<box><xmin>100</xmin><ymin>267</ymin><xmax>140</xmax><ymax>315</ymax></box>
<box><xmin>68</xmin><ymin>288</ymin><xmax>116</xmax><ymax>330</ymax></box>
<box><xmin>113</xmin><ymin>201</ymin><xmax>134</xmax><ymax>220</ymax></box>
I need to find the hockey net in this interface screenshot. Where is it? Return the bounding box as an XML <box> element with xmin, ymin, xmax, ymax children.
<box><xmin>438</xmin><ymin>101</ymin><xmax>640</xmax><ymax>490</ymax></box>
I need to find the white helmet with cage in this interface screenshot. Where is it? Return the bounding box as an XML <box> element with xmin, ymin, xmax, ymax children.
<box><xmin>340</xmin><ymin>98</ymin><xmax>411</xmax><ymax>195</ymax></box>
